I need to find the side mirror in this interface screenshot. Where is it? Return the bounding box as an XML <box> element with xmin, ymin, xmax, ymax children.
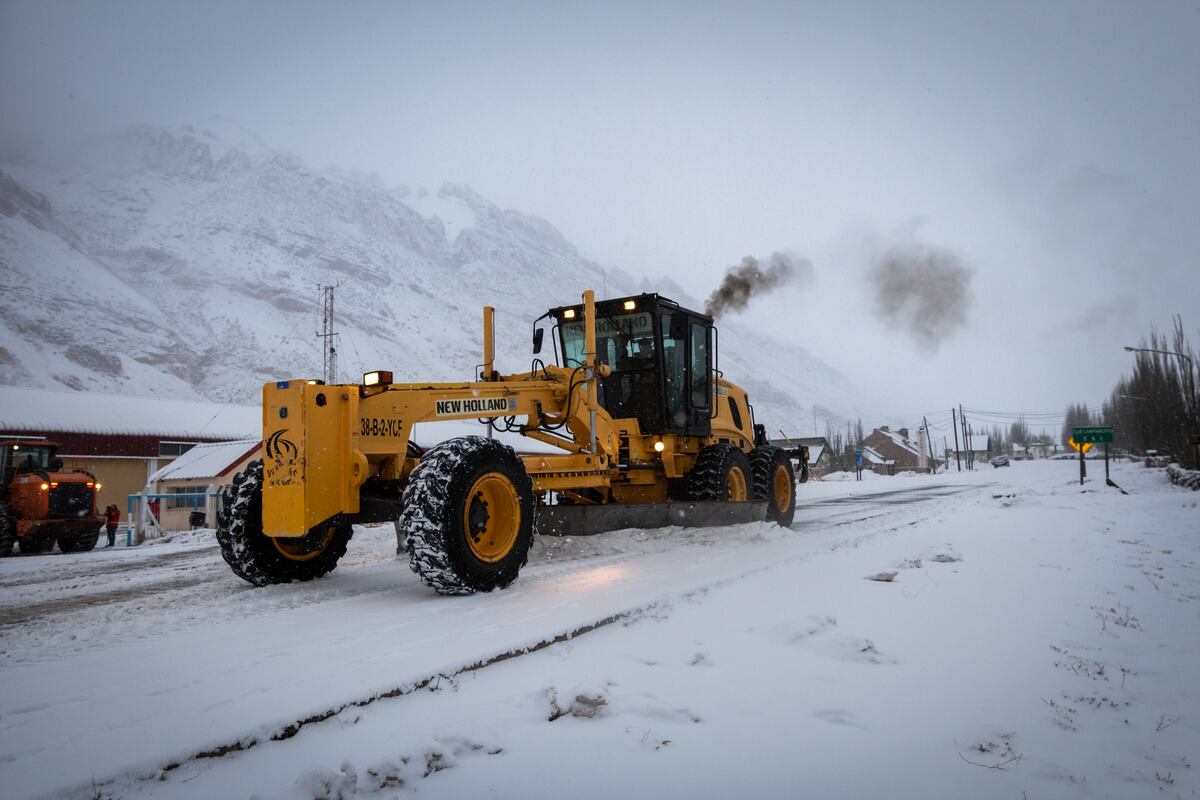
<box><xmin>532</xmin><ymin>327</ymin><xmax>545</xmax><ymax>354</ymax></box>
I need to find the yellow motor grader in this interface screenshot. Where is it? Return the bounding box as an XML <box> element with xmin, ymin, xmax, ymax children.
<box><xmin>217</xmin><ymin>290</ymin><xmax>797</xmax><ymax>594</ymax></box>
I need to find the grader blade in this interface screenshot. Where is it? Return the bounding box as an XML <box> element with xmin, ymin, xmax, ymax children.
<box><xmin>534</xmin><ymin>500</ymin><xmax>769</xmax><ymax>537</ymax></box>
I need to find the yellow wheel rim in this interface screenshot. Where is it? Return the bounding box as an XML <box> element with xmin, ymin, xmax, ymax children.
<box><xmin>463</xmin><ymin>473</ymin><xmax>521</xmax><ymax>563</ymax></box>
<box><xmin>773</xmin><ymin>464</ymin><xmax>793</xmax><ymax>510</ymax></box>
<box><xmin>726</xmin><ymin>466</ymin><xmax>748</xmax><ymax>502</ymax></box>
<box><xmin>272</xmin><ymin>526</ymin><xmax>336</xmax><ymax>562</ymax></box>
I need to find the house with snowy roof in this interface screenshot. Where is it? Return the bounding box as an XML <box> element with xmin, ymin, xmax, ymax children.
<box><xmin>0</xmin><ymin>386</ymin><xmax>260</xmax><ymax>513</ymax></box>
<box><xmin>147</xmin><ymin>439</ymin><xmax>261</xmax><ymax>531</ymax></box>
<box><xmin>766</xmin><ymin>435</ymin><xmax>833</xmax><ymax>477</ymax></box>
<box><xmin>862</xmin><ymin>425</ymin><xmax>940</xmax><ymax>474</ymax></box>
<box><xmin>944</xmin><ymin>434</ymin><xmax>991</xmax><ymax>465</ymax></box>
<box><xmin>859</xmin><ymin>445</ymin><xmax>895</xmax><ymax>474</ymax></box>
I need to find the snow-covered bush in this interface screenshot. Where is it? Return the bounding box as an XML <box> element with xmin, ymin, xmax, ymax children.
<box><xmin>1166</xmin><ymin>463</ymin><xmax>1200</xmax><ymax>490</ymax></box>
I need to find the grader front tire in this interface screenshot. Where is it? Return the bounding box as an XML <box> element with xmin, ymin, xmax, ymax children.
<box><xmin>686</xmin><ymin>444</ymin><xmax>753</xmax><ymax>502</ymax></box>
<box><xmin>749</xmin><ymin>446</ymin><xmax>797</xmax><ymax>527</ymax></box>
<box><xmin>402</xmin><ymin>436</ymin><xmax>534</xmax><ymax>595</ymax></box>
<box><xmin>216</xmin><ymin>460</ymin><xmax>353</xmax><ymax>586</ymax></box>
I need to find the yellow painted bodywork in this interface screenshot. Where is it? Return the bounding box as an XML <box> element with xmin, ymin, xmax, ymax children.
<box><xmin>260</xmin><ymin>290</ymin><xmax>760</xmax><ymax>538</ymax></box>
<box><xmin>463</xmin><ymin>472</ymin><xmax>520</xmax><ymax>563</ymax></box>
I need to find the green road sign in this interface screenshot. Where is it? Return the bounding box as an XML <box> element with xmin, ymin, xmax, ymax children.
<box><xmin>1073</xmin><ymin>426</ymin><xmax>1113</xmax><ymax>444</ymax></box>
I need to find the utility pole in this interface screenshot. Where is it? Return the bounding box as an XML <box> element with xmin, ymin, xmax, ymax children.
<box><xmin>923</xmin><ymin>416</ymin><xmax>937</xmax><ymax>474</ymax></box>
<box><xmin>967</xmin><ymin>422</ymin><xmax>974</xmax><ymax>470</ymax></box>
<box><xmin>952</xmin><ymin>407</ymin><xmax>962</xmax><ymax>471</ymax></box>
<box><xmin>959</xmin><ymin>405</ymin><xmax>970</xmax><ymax>470</ymax></box>
<box><xmin>961</xmin><ymin>407</ymin><xmax>972</xmax><ymax>471</ymax></box>
<box><xmin>318</xmin><ymin>283</ymin><xmax>340</xmax><ymax>385</ymax></box>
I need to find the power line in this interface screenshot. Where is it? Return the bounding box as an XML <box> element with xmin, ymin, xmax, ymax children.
<box><xmin>963</xmin><ymin>404</ymin><xmax>1105</xmax><ymax>419</ymax></box>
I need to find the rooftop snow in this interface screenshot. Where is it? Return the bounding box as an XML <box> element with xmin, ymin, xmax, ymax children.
<box><xmin>0</xmin><ymin>386</ymin><xmax>261</xmax><ymax>439</ymax></box>
<box><xmin>148</xmin><ymin>439</ymin><xmax>260</xmax><ymax>483</ymax></box>
<box><xmin>862</xmin><ymin>445</ymin><xmax>894</xmax><ymax>465</ymax></box>
<box><xmin>876</xmin><ymin>428</ymin><xmax>922</xmax><ymax>456</ymax></box>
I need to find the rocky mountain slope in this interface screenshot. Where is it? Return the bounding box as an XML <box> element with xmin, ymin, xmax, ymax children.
<box><xmin>0</xmin><ymin>123</ymin><xmax>863</xmax><ymax>430</ymax></box>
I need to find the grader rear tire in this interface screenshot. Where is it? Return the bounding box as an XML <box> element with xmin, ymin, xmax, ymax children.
<box><xmin>216</xmin><ymin>460</ymin><xmax>353</xmax><ymax>586</ymax></box>
<box><xmin>749</xmin><ymin>446</ymin><xmax>797</xmax><ymax>527</ymax></box>
<box><xmin>402</xmin><ymin>436</ymin><xmax>534</xmax><ymax>595</ymax></box>
<box><xmin>686</xmin><ymin>444</ymin><xmax>753</xmax><ymax>502</ymax></box>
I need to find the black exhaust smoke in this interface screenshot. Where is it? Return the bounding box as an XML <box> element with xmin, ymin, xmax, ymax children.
<box><xmin>869</xmin><ymin>240</ymin><xmax>972</xmax><ymax>349</ymax></box>
<box><xmin>705</xmin><ymin>251</ymin><xmax>812</xmax><ymax>318</ymax></box>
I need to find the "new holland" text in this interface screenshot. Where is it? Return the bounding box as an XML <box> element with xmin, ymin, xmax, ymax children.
<box><xmin>435</xmin><ymin>397</ymin><xmax>514</xmax><ymax>416</ymax></box>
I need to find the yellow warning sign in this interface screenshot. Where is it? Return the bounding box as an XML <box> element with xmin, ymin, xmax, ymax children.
<box><xmin>1067</xmin><ymin>437</ymin><xmax>1093</xmax><ymax>453</ymax></box>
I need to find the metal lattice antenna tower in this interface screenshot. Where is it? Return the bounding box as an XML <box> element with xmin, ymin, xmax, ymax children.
<box><xmin>318</xmin><ymin>283</ymin><xmax>339</xmax><ymax>384</ymax></box>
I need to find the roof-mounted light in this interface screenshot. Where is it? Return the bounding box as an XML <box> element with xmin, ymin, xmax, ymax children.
<box><xmin>362</xmin><ymin>370</ymin><xmax>393</xmax><ymax>387</ymax></box>
<box><xmin>623</xmin><ymin>300</ymin><xmax>637</xmax><ymax>311</ymax></box>
<box><xmin>563</xmin><ymin>309</ymin><xmax>576</xmax><ymax>319</ymax></box>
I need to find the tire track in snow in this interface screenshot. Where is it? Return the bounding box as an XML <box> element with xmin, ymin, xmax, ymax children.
<box><xmin>97</xmin><ymin>480</ymin><xmax>995</xmax><ymax>796</ymax></box>
<box><xmin>0</xmin><ymin>570</ymin><xmax>219</xmax><ymax>626</ymax></box>
<box><xmin>0</xmin><ymin>546</ymin><xmax>216</xmax><ymax>589</ymax></box>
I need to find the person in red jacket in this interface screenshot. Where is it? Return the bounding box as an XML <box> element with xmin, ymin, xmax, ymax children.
<box><xmin>104</xmin><ymin>505</ymin><xmax>120</xmax><ymax>547</ymax></box>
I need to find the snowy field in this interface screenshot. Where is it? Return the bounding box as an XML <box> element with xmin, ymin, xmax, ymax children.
<box><xmin>1</xmin><ymin>460</ymin><xmax>1197</xmax><ymax>799</ymax></box>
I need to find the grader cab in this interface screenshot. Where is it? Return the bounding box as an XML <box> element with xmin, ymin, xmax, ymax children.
<box><xmin>217</xmin><ymin>290</ymin><xmax>797</xmax><ymax>594</ymax></box>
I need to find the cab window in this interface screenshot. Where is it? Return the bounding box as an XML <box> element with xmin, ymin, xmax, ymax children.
<box><xmin>10</xmin><ymin>445</ymin><xmax>51</xmax><ymax>470</ymax></box>
<box><xmin>561</xmin><ymin>311</ymin><xmax>654</xmax><ymax>368</ymax></box>
<box><xmin>689</xmin><ymin>321</ymin><xmax>710</xmax><ymax>409</ymax></box>
<box><xmin>661</xmin><ymin>312</ymin><xmax>687</xmax><ymax>426</ymax></box>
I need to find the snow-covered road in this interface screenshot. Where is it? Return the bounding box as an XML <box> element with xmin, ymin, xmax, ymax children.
<box><xmin>2</xmin><ymin>462</ymin><xmax>1197</xmax><ymax>799</ymax></box>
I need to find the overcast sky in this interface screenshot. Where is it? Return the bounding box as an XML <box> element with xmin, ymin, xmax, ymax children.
<box><xmin>3</xmin><ymin>0</ymin><xmax>1198</xmax><ymax>433</ymax></box>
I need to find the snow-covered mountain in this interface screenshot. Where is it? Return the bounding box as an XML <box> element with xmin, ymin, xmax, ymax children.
<box><xmin>0</xmin><ymin>123</ymin><xmax>864</xmax><ymax>429</ymax></box>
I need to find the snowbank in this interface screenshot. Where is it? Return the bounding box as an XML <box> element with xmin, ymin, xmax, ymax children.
<box><xmin>1167</xmin><ymin>462</ymin><xmax>1200</xmax><ymax>490</ymax></box>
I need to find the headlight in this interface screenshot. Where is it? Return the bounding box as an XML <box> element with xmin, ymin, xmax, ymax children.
<box><xmin>653</xmin><ymin>440</ymin><xmax>665</xmax><ymax>452</ymax></box>
<box><xmin>362</xmin><ymin>371</ymin><xmax>393</xmax><ymax>387</ymax></box>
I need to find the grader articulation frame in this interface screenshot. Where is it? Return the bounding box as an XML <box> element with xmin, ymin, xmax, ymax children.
<box><xmin>217</xmin><ymin>290</ymin><xmax>797</xmax><ymax>594</ymax></box>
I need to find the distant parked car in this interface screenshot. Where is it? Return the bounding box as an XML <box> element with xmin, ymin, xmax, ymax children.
<box><xmin>990</xmin><ymin>455</ymin><xmax>1010</xmax><ymax>468</ymax></box>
